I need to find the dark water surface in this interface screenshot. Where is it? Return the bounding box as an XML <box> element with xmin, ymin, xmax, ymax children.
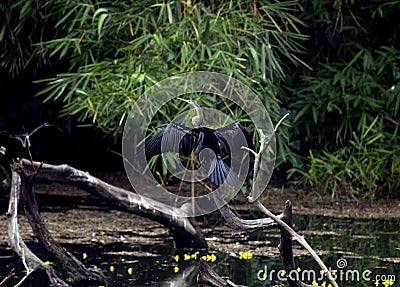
<box><xmin>1</xmin><ymin>212</ymin><xmax>399</xmax><ymax>287</ymax></box>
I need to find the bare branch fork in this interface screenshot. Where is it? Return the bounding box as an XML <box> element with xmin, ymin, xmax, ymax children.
<box><xmin>200</xmin><ymin>113</ymin><xmax>338</xmax><ymax>287</ymax></box>
<box><xmin>245</xmin><ymin>113</ymin><xmax>338</xmax><ymax>287</ymax></box>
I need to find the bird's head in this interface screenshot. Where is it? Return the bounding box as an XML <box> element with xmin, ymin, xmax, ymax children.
<box><xmin>178</xmin><ymin>97</ymin><xmax>203</xmax><ymax>127</ymax></box>
<box><xmin>178</xmin><ymin>97</ymin><xmax>199</xmax><ymax>108</ymax></box>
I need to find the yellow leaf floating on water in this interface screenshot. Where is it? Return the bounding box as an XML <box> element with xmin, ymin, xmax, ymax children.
<box><xmin>238</xmin><ymin>252</ymin><xmax>252</xmax><ymax>260</ymax></box>
<box><xmin>83</xmin><ymin>253</ymin><xmax>88</xmax><ymax>260</ymax></box>
<box><xmin>173</xmin><ymin>266</ymin><xmax>179</xmax><ymax>273</ymax></box>
<box><xmin>201</xmin><ymin>254</ymin><xmax>216</xmax><ymax>262</ymax></box>
<box><xmin>383</xmin><ymin>279</ymin><xmax>395</xmax><ymax>287</ymax></box>
<box><xmin>128</xmin><ymin>267</ymin><xmax>133</xmax><ymax>275</ymax></box>
<box><xmin>109</xmin><ymin>265</ymin><xmax>115</xmax><ymax>272</ymax></box>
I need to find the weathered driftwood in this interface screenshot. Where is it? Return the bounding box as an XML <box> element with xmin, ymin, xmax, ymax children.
<box><xmin>19</xmin><ymin>159</ymin><xmax>207</xmax><ymax>250</ymax></box>
<box><xmin>6</xmin><ymin>170</ymin><xmax>71</xmax><ymax>287</ymax></box>
<box><xmin>218</xmin><ymin>202</ymin><xmax>281</xmax><ymax>234</ymax></box>
<box><xmin>197</xmin><ymin>260</ymin><xmax>229</xmax><ymax>287</ymax></box>
<box><xmin>6</xmin><ymin>159</ymin><xmax>208</xmax><ymax>286</ymax></box>
<box><xmin>17</xmin><ymin>166</ymin><xmax>108</xmax><ymax>286</ymax></box>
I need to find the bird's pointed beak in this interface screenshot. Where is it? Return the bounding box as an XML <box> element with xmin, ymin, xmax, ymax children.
<box><xmin>178</xmin><ymin>97</ymin><xmax>191</xmax><ymax>103</ymax></box>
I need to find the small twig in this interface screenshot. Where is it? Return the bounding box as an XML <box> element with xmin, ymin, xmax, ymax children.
<box><xmin>0</xmin><ymin>269</ymin><xmax>15</xmax><ymax>286</ymax></box>
<box><xmin>2</xmin><ymin>123</ymin><xmax>59</xmax><ymax>169</ymax></box>
<box><xmin>14</xmin><ymin>270</ymin><xmax>34</xmax><ymax>287</ymax></box>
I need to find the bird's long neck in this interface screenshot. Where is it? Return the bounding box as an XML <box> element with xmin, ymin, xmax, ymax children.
<box><xmin>192</xmin><ymin>105</ymin><xmax>204</xmax><ymax>128</ymax></box>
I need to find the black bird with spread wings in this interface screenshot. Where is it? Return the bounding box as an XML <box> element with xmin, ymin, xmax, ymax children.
<box><xmin>145</xmin><ymin>99</ymin><xmax>253</xmax><ymax>187</ymax></box>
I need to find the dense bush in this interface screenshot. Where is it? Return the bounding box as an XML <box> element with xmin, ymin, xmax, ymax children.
<box><xmin>1</xmin><ymin>0</ymin><xmax>399</xmax><ymax>198</ymax></box>
<box><xmin>287</xmin><ymin>1</ymin><xmax>400</xmax><ymax>197</ymax></box>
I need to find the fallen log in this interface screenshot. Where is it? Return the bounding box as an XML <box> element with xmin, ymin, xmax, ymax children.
<box><xmin>6</xmin><ymin>159</ymin><xmax>208</xmax><ymax>286</ymax></box>
<box><xmin>18</xmin><ymin>159</ymin><xmax>207</xmax><ymax>250</ymax></box>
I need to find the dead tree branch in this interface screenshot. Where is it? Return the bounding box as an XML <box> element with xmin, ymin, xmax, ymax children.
<box><xmin>197</xmin><ymin>260</ymin><xmax>230</xmax><ymax>287</ymax></box>
<box><xmin>0</xmin><ymin>269</ymin><xmax>15</xmax><ymax>286</ymax></box>
<box><xmin>246</xmin><ymin>118</ymin><xmax>338</xmax><ymax>287</ymax></box>
<box><xmin>7</xmin><ymin>169</ymin><xmax>71</xmax><ymax>286</ymax></box>
<box><xmin>200</xmin><ymin>113</ymin><xmax>336</xmax><ymax>287</ymax></box>
<box><xmin>18</xmin><ymin>159</ymin><xmax>207</xmax><ymax>250</ymax></box>
<box><xmin>16</xmin><ymin>165</ymin><xmax>108</xmax><ymax>286</ymax></box>
<box><xmin>216</xmin><ymin>199</ymin><xmax>281</xmax><ymax>235</ymax></box>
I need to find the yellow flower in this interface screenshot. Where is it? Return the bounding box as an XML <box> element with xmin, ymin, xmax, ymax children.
<box><xmin>238</xmin><ymin>252</ymin><xmax>252</xmax><ymax>260</ymax></box>
<box><xmin>173</xmin><ymin>255</ymin><xmax>179</xmax><ymax>262</ymax></box>
<box><xmin>184</xmin><ymin>254</ymin><xmax>191</xmax><ymax>261</ymax></box>
<box><xmin>191</xmin><ymin>253</ymin><xmax>197</xmax><ymax>260</ymax></box>
<box><xmin>279</xmin><ymin>270</ymin><xmax>286</xmax><ymax>277</ymax></box>
<box><xmin>83</xmin><ymin>253</ymin><xmax>88</xmax><ymax>260</ymax></box>
<box><xmin>109</xmin><ymin>265</ymin><xmax>115</xmax><ymax>272</ymax></box>
<box><xmin>319</xmin><ymin>270</ymin><xmax>325</xmax><ymax>276</ymax></box>
<box><xmin>312</xmin><ymin>280</ymin><xmax>319</xmax><ymax>286</ymax></box>
<box><xmin>201</xmin><ymin>254</ymin><xmax>216</xmax><ymax>262</ymax></box>
<box><xmin>321</xmin><ymin>282</ymin><xmax>326</xmax><ymax>287</ymax></box>
<box><xmin>210</xmin><ymin>253</ymin><xmax>216</xmax><ymax>262</ymax></box>
<box><xmin>173</xmin><ymin>266</ymin><xmax>179</xmax><ymax>273</ymax></box>
<box><xmin>296</xmin><ymin>267</ymin><xmax>301</xmax><ymax>273</ymax></box>
<box><xmin>128</xmin><ymin>267</ymin><xmax>133</xmax><ymax>275</ymax></box>
<box><xmin>44</xmin><ymin>261</ymin><xmax>52</xmax><ymax>266</ymax></box>
<box><xmin>374</xmin><ymin>281</ymin><xmax>380</xmax><ymax>287</ymax></box>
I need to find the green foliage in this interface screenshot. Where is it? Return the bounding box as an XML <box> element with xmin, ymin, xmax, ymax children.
<box><xmin>2</xmin><ymin>0</ymin><xmax>399</xmax><ymax>198</ymax></box>
<box><xmin>0</xmin><ymin>1</ymin><xmax>46</xmax><ymax>76</ymax></box>
<box><xmin>32</xmin><ymin>0</ymin><xmax>308</xmax><ymax>164</ymax></box>
<box><xmin>287</xmin><ymin>0</ymin><xmax>400</xmax><ymax>197</ymax></box>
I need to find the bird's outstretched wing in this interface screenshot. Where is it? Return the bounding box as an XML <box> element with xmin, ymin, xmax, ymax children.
<box><xmin>145</xmin><ymin>122</ymin><xmax>196</xmax><ymax>160</ymax></box>
<box><xmin>214</xmin><ymin>122</ymin><xmax>254</xmax><ymax>155</ymax></box>
<box><xmin>207</xmin><ymin>156</ymin><xmax>241</xmax><ymax>187</ymax></box>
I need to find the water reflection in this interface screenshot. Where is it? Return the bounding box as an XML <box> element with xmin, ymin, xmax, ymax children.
<box><xmin>0</xmin><ymin>214</ymin><xmax>398</xmax><ymax>286</ymax></box>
